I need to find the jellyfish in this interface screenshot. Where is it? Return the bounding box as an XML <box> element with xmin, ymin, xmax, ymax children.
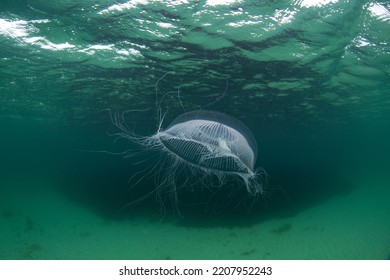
<box><xmin>112</xmin><ymin>109</ymin><xmax>266</xmax><ymax>207</ymax></box>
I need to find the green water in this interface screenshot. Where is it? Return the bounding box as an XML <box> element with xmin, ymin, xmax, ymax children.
<box><xmin>0</xmin><ymin>0</ymin><xmax>389</xmax><ymax>260</ymax></box>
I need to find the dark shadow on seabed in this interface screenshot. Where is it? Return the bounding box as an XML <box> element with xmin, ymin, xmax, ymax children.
<box><xmin>54</xmin><ymin>121</ymin><xmax>360</xmax><ymax>228</ymax></box>
<box><xmin>3</xmin><ymin>117</ymin><xmax>386</xmax><ymax>230</ymax></box>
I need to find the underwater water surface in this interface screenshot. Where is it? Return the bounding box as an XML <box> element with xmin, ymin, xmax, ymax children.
<box><xmin>0</xmin><ymin>0</ymin><xmax>390</xmax><ymax>259</ymax></box>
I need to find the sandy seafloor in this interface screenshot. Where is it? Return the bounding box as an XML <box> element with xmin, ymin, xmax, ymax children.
<box><xmin>1</xmin><ymin>172</ymin><xmax>389</xmax><ymax>260</ymax></box>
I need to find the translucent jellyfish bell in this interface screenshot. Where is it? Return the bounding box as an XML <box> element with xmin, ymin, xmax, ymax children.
<box><xmin>158</xmin><ymin>110</ymin><xmax>263</xmax><ymax>193</ymax></box>
<box><xmin>113</xmin><ymin>110</ymin><xmax>265</xmax><ymax>204</ymax></box>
